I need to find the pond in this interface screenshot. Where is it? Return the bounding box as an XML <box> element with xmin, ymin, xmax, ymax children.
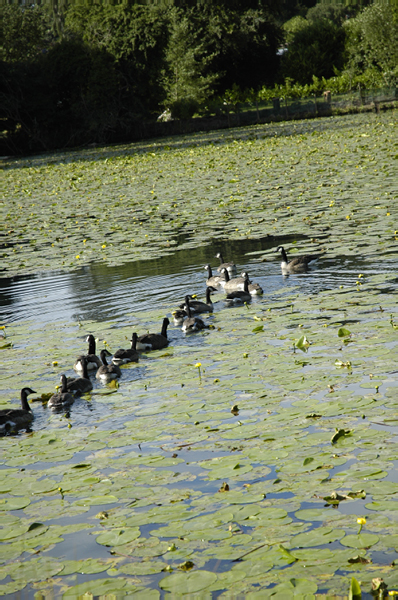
<box><xmin>1</xmin><ymin>110</ymin><xmax>398</xmax><ymax>598</ymax></box>
<box><xmin>2</xmin><ymin>234</ymin><xmax>389</xmax><ymax>326</ymax></box>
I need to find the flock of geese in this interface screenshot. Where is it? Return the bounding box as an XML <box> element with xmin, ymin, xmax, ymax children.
<box><xmin>0</xmin><ymin>246</ymin><xmax>319</xmax><ymax>434</ymax></box>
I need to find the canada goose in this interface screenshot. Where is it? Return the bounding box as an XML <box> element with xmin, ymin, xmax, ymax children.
<box><xmin>221</xmin><ymin>268</ymin><xmax>246</xmax><ymax>292</ymax></box>
<box><xmin>222</xmin><ymin>269</ymin><xmax>263</xmax><ymax>295</ymax></box>
<box><xmin>112</xmin><ymin>333</ymin><xmax>139</xmax><ymax>365</ymax></box>
<box><xmin>225</xmin><ymin>273</ymin><xmax>252</xmax><ymax>304</ymax></box>
<box><xmin>137</xmin><ymin>317</ymin><xmax>169</xmax><ymax>351</ymax></box>
<box><xmin>248</xmin><ymin>283</ymin><xmax>263</xmax><ymax>295</ymax></box>
<box><xmin>215</xmin><ymin>253</ymin><xmax>237</xmax><ymax>277</ymax></box>
<box><xmin>276</xmin><ymin>246</ymin><xmax>319</xmax><ymax>274</ymax></box>
<box><xmin>67</xmin><ymin>356</ymin><xmax>93</xmax><ymax>396</ymax></box>
<box><xmin>96</xmin><ymin>349</ymin><xmax>122</xmax><ymax>382</ymax></box>
<box><xmin>172</xmin><ymin>309</ymin><xmax>187</xmax><ymax>326</ymax></box>
<box><xmin>184</xmin><ymin>287</ymin><xmax>214</xmax><ymax>314</ymax></box>
<box><xmin>48</xmin><ymin>375</ymin><xmax>75</xmax><ymax>409</ymax></box>
<box><xmin>181</xmin><ymin>297</ymin><xmax>206</xmax><ymax>333</ymax></box>
<box><xmin>0</xmin><ymin>387</ymin><xmax>35</xmax><ymax>433</ymax></box>
<box><xmin>247</xmin><ymin>279</ymin><xmax>263</xmax><ymax>296</ymax></box>
<box><xmin>178</xmin><ymin>295</ymin><xmax>195</xmax><ymax>309</ymax></box>
<box><xmin>73</xmin><ymin>334</ymin><xmax>101</xmax><ymax>371</ymax></box>
<box><xmin>204</xmin><ymin>264</ymin><xmax>225</xmax><ymax>289</ymax></box>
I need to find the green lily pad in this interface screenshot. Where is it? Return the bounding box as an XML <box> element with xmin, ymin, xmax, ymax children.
<box><xmin>95</xmin><ymin>527</ymin><xmax>141</xmax><ymax>546</ymax></box>
<box><xmin>159</xmin><ymin>570</ymin><xmax>218</xmax><ymax>593</ymax></box>
<box><xmin>292</xmin><ymin>527</ymin><xmax>346</xmax><ymax>548</ymax></box>
<box><xmin>340</xmin><ymin>533</ymin><xmax>379</xmax><ymax>548</ymax></box>
<box><xmin>0</xmin><ymin>497</ymin><xmax>31</xmax><ymax>511</ymax></box>
<box><xmin>62</xmin><ymin>577</ymin><xmax>132</xmax><ymax>597</ymax></box>
<box><xmin>61</xmin><ymin>558</ymin><xmax>115</xmax><ymax>575</ymax></box>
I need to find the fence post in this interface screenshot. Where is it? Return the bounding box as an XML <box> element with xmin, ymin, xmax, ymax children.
<box><xmin>358</xmin><ymin>83</ymin><xmax>364</xmax><ymax>106</ymax></box>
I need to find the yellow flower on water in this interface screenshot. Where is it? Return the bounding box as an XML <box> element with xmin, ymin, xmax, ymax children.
<box><xmin>195</xmin><ymin>362</ymin><xmax>202</xmax><ymax>383</ymax></box>
<box><xmin>52</xmin><ymin>361</ymin><xmax>58</xmax><ymax>366</ymax></box>
<box><xmin>357</xmin><ymin>516</ymin><xmax>366</xmax><ymax>534</ymax></box>
<box><xmin>76</xmin><ymin>255</ymin><xmax>80</xmax><ymax>259</ymax></box>
<box><xmin>102</xmin><ymin>244</ymin><xmax>106</xmax><ymax>249</ymax></box>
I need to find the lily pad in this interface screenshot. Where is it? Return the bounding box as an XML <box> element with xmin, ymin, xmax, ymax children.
<box><xmin>95</xmin><ymin>527</ymin><xmax>141</xmax><ymax>546</ymax></box>
<box><xmin>340</xmin><ymin>534</ymin><xmax>379</xmax><ymax>549</ymax></box>
<box><xmin>159</xmin><ymin>570</ymin><xmax>218</xmax><ymax>593</ymax></box>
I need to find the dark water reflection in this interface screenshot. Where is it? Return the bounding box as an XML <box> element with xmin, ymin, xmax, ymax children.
<box><xmin>1</xmin><ymin>235</ymin><xmax>397</xmax><ymax>324</ymax></box>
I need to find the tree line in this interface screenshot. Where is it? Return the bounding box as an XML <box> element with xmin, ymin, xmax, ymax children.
<box><xmin>1</xmin><ymin>1</ymin><xmax>397</xmax><ymax>154</ymax></box>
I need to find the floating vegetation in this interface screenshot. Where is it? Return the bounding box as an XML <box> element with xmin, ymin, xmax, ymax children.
<box><xmin>2</xmin><ymin>112</ymin><xmax>397</xmax><ymax>277</ymax></box>
<box><xmin>0</xmin><ymin>110</ymin><xmax>398</xmax><ymax>597</ymax></box>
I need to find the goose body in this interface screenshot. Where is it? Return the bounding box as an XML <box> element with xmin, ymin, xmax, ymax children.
<box><xmin>215</xmin><ymin>253</ymin><xmax>237</xmax><ymax>277</ymax></box>
<box><xmin>73</xmin><ymin>334</ymin><xmax>101</xmax><ymax>372</ymax></box>
<box><xmin>181</xmin><ymin>297</ymin><xmax>206</xmax><ymax>333</ymax></box>
<box><xmin>0</xmin><ymin>388</ymin><xmax>35</xmax><ymax>433</ymax></box>
<box><xmin>184</xmin><ymin>288</ymin><xmax>214</xmax><ymax>314</ymax></box>
<box><xmin>96</xmin><ymin>349</ymin><xmax>121</xmax><ymax>382</ymax></box>
<box><xmin>221</xmin><ymin>268</ymin><xmax>246</xmax><ymax>292</ymax></box>
<box><xmin>222</xmin><ymin>269</ymin><xmax>263</xmax><ymax>295</ymax></box>
<box><xmin>225</xmin><ymin>273</ymin><xmax>252</xmax><ymax>304</ymax></box>
<box><xmin>67</xmin><ymin>356</ymin><xmax>93</xmax><ymax>395</ymax></box>
<box><xmin>48</xmin><ymin>375</ymin><xmax>75</xmax><ymax>409</ymax></box>
<box><xmin>137</xmin><ymin>317</ymin><xmax>169</xmax><ymax>351</ymax></box>
<box><xmin>204</xmin><ymin>264</ymin><xmax>224</xmax><ymax>288</ymax></box>
<box><xmin>276</xmin><ymin>246</ymin><xmax>319</xmax><ymax>274</ymax></box>
<box><xmin>112</xmin><ymin>333</ymin><xmax>139</xmax><ymax>365</ymax></box>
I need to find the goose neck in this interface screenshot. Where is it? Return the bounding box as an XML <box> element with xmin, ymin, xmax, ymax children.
<box><xmin>60</xmin><ymin>374</ymin><xmax>68</xmax><ymax>393</ymax></box>
<box><xmin>161</xmin><ymin>318</ymin><xmax>169</xmax><ymax>338</ymax></box>
<box><xmin>87</xmin><ymin>335</ymin><xmax>96</xmax><ymax>355</ymax></box>
<box><xmin>131</xmin><ymin>332</ymin><xmax>138</xmax><ymax>350</ymax></box>
<box><xmin>81</xmin><ymin>358</ymin><xmax>89</xmax><ymax>380</ymax></box>
<box><xmin>20</xmin><ymin>389</ymin><xmax>32</xmax><ymax>412</ymax></box>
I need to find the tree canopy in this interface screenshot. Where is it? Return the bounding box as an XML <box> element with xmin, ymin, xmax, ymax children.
<box><xmin>0</xmin><ymin>1</ymin><xmax>396</xmax><ymax>154</ymax></box>
<box><xmin>344</xmin><ymin>3</ymin><xmax>398</xmax><ymax>86</ymax></box>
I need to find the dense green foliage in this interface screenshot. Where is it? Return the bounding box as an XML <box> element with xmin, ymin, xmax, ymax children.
<box><xmin>281</xmin><ymin>18</ymin><xmax>346</xmax><ymax>84</ymax></box>
<box><xmin>344</xmin><ymin>3</ymin><xmax>398</xmax><ymax>86</ymax></box>
<box><xmin>64</xmin><ymin>5</ymin><xmax>169</xmax><ymax>115</ymax></box>
<box><xmin>0</xmin><ymin>5</ymin><xmax>51</xmax><ymax>62</ymax></box>
<box><xmin>0</xmin><ymin>2</ymin><xmax>396</xmax><ymax>154</ymax></box>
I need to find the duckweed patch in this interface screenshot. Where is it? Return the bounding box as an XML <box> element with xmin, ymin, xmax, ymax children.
<box><xmin>1</xmin><ymin>110</ymin><xmax>398</xmax><ymax>597</ymax></box>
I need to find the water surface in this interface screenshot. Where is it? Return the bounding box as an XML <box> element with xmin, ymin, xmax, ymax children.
<box><xmin>1</xmin><ymin>236</ymin><xmax>394</xmax><ymax>325</ymax></box>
